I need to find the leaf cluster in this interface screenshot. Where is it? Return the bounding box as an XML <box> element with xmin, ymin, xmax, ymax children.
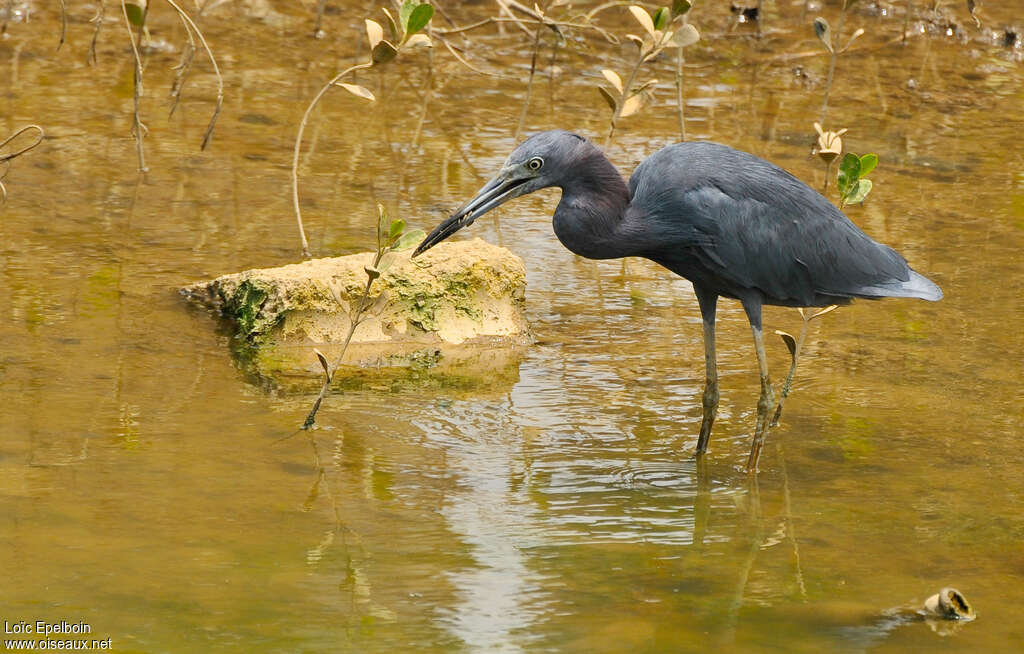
<box><xmin>597</xmin><ymin>2</ymin><xmax>700</xmax><ymax>122</ymax></box>
<box><xmin>837</xmin><ymin>152</ymin><xmax>877</xmax><ymax>207</ymax></box>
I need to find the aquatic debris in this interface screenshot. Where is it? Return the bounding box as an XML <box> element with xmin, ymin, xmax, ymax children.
<box><xmin>922</xmin><ymin>587</ymin><xmax>976</xmax><ymax>621</ymax></box>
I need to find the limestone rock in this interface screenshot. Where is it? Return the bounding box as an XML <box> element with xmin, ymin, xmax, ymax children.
<box><xmin>181</xmin><ymin>238</ymin><xmax>531</xmax><ymax>376</ymax></box>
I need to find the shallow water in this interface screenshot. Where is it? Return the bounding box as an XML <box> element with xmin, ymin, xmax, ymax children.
<box><xmin>1</xmin><ymin>1</ymin><xmax>1022</xmax><ymax>652</ymax></box>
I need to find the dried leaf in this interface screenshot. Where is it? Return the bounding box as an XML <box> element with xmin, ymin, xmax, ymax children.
<box><xmin>813</xmin><ymin>17</ymin><xmax>833</xmax><ymax>53</ymax></box>
<box><xmin>628</xmin><ymin>5</ymin><xmax>656</xmax><ymax>37</ymax></box>
<box><xmin>366</xmin><ymin>18</ymin><xmax>384</xmax><ymax>49</ymax></box>
<box><xmin>405</xmin><ymin>33</ymin><xmax>432</xmax><ymax>48</ymax></box>
<box><xmin>810</xmin><ymin>305</ymin><xmax>838</xmax><ymax>320</ymax></box>
<box><xmin>336</xmin><ymin>83</ymin><xmax>376</xmax><ymax>101</ymax></box>
<box><xmin>313</xmin><ymin>349</ymin><xmax>331</xmax><ymax>377</ymax></box>
<box><xmin>372</xmin><ymin>40</ymin><xmax>399</xmax><ymax>64</ymax></box>
<box><xmin>967</xmin><ymin>0</ymin><xmax>981</xmax><ymax>27</ymax></box>
<box><xmin>669</xmin><ymin>23</ymin><xmax>700</xmax><ymax>47</ymax></box>
<box><xmin>619</xmin><ymin>93</ymin><xmax>645</xmax><ymax>118</ymax></box>
<box><xmin>775</xmin><ymin>330</ymin><xmax>798</xmax><ymax>359</ymax></box>
<box><xmin>381</xmin><ymin>7</ymin><xmax>400</xmax><ymax>42</ymax></box>
<box><xmin>370</xmin><ymin>290</ymin><xmax>390</xmax><ymax>314</ymax></box>
<box><xmin>597</xmin><ymin>86</ymin><xmax>618</xmax><ymax>111</ymax></box>
<box><xmin>601</xmin><ymin>69</ymin><xmax>624</xmax><ymax>94</ymax></box>
<box><xmin>626</xmin><ymin>34</ymin><xmax>645</xmax><ymax>48</ymax></box>
<box><xmin>843</xmin><ymin>27</ymin><xmax>865</xmax><ymax>51</ymax></box>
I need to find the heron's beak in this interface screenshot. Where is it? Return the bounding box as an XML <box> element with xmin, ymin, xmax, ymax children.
<box><xmin>413</xmin><ymin>166</ymin><xmax>530</xmax><ymax>257</ymax></box>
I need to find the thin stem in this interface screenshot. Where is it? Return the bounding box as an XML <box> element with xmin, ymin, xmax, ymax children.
<box><xmin>163</xmin><ymin>0</ymin><xmax>224</xmax><ymax>150</ymax></box>
<box><xmin>604</xmin><ymin>54</ymin><xmax>644</xmax><ymax>149</ymax></box>
<box><xmin>121</xmin><ymin>0</ymin><xmax>148</xmax><ymax>172</ymax></box>
<box><xmin>88</xmin><ymin>0</ymin><xmax>105</xmax><ymax>65</ymax></box>
<box><xmin>903</xmin><ymin>0</ymin><xmax>912</xmax><ymax>42</ymax></box>
<box><xmin>302</xmin><ymin>248</ymin><xmax>385</xmax><ymax>430</ymax></box>
<box><xmin>819</xmin><ymin>3</ymin><xmax>846</xmax><ymax>125</ymax></box>
<box><xmin>515</xmin><ymin>0</ymin><xmax>552</xmax><ymax>141</ymax></box>
<box><xmin>292</xmin><ymin>61</ymin><xmax>374</xmax><ymax>258</ymax></box>
<box><xmin>675</xmin><ymin>43</ymin><xmax>686</xmax><ymax>141</ymax></box>
<box><xmin>57</xmin><ymin>0</ymin><xmax>67</xmax><ymax>49</ymax></box>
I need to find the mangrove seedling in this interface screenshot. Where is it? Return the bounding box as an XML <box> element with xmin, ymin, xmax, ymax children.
<box><xmin>813</xmin><ymin>3</ymin><xmax>865</xmax><ymax>125</ymax></box>
<box><xmin>771</xmin><ymin>305</ymin><xmax>837</xmax><ymax>426</ymax></box>
<box><xmin>292</xmin><ymin>1</ymin><xmax>434</xmax><ymax>257</ymax></box>
<box><xmin>598</xmin><ymin>3</ymin><xmax>700</xmax><ymax>148</ymax></box>
<box><xmin>837</xmin><ymin>151</ymin><xmax>877</xmax><ymax>208</ymax></box>
<box><xmin>302</xmin><ymin>204</ymin><xmax>425</xmax><ymax>430</ymax></box>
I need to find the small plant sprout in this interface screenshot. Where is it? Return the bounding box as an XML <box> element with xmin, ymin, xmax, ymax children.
<box><xmin>599</xmin><ymin>3</ymin><xmax>700</xmax><ymax>148</ymax></box>
<box><xmin>837</xmin><ymin>152</ymin><xmax>877</xmax><ymax>208</ymax></box>
<box><xmin>813</xmin><ymin>122</ymin><xmax>847</xmax><ymax>193</ymax></box>
<box><xmin>771</xmin><ymin>305</ymin><xmax>837</xmax><ymax>427</ymax></box>
<box><xmin>813</xmin><ymin>3</ymin><xmax>865</xmax><ymax>125</ymax></box>
<box><xmin>302</xmin><ymin>203</ymin><xmax>425</xmax><ymax>430</ymax></box>
<box><xmin>292</xmin><ymin>1</ymin><xmax>434</xmax><ymax>258</ymax></box>
<box><xmin>0</xmin><ymin>125</ymin><xmax>44</xmax><ymax>206</ymax></box>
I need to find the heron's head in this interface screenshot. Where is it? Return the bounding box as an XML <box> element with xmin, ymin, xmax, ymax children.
<box><xmin>413</xmin><ymin>130</ymin><xmax>590</xmax><ymax>257</ymax></box>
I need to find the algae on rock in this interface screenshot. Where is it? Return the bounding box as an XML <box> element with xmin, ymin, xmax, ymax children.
<box><xmin>182</xmin><ymin>238</ymin><xmax>531</xmax><ymax>376</ymax></box>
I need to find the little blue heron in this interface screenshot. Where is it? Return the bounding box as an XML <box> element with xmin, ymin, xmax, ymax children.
<box><xmin>413</xmin><ymin>130</ymin><xmax>942</xmax><ymax>471</ymax></box>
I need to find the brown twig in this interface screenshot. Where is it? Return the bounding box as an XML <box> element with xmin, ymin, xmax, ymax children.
<box><xmin>121</xmin><ymin>0</ymin><xmax>148</xmax><ymax>172</ymax></box>
<box><xmin>162</xmin><ymin>0</ymin><xmax>224</xmax><ymax>150</ymax></box>
<box><xmin>0</xmin><ymin>125</ymin><xmax>45</xmax><ymax>206</ymax></box>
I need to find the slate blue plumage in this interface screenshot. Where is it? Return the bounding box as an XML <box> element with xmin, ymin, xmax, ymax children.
<box><xmin>415</xmin><ymin>130</ymin><xmax>941</xmax><ymax>471</ymax></box>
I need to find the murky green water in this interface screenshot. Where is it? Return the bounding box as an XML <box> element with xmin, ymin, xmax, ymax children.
<box><xmin>2</xmin><ymin>1</ymin><xmax>1022</xmax><ymax>652</ymax></box>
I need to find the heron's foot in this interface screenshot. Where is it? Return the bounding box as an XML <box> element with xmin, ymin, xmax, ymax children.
<box><xmin>695</xmin><ymin>378</ymin><xmax>719</xmax><ymax>454</ymax></box>
<box><xmin>745</xmin><ymin>378</ymin><xmax>776</xmax><ymax>473</ymax></box>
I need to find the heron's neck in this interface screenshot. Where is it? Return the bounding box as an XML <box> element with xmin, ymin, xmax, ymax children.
<box><xmin>553</xmin><ymin>150</ymin><xmax>632</xmax><ymax>260</ymax></box>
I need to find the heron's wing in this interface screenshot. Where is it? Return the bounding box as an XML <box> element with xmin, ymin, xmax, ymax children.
<box><xmin>685</xmin><ymin>184</ymin><xmax>915</xmax><ymax>303</ymax></box>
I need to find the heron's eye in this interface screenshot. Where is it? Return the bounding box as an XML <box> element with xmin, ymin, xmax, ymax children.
<box><xmin>527</xmin><ymin>157</ymin><xmax>544</xmax><ymax>171</ymax></box>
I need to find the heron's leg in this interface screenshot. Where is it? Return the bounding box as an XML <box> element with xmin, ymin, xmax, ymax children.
<box><xmin>695</xmin><ymin>287</ymin><xmax>719</xmax><ymax>454</ymax></box>
<box><xmin>742</xmin><ymin>300</ymin><xmax>775</xmax><ymax>473</ymax></box>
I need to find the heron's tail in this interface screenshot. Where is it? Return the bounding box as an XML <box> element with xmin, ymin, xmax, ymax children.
<box><xmin>856</xmin><ymin>269</ymin><xmax>943</xmax><ymax>301</ymax></box>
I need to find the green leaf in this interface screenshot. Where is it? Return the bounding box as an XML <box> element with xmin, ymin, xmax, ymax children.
<box><xmin>125</xmin><ymin>2</ymin><xmax>146</xmax><ymax>27</ymax></box>
<box><xmin>858</xmin><ymin>153</ymin><xmax>878</xmax><ymax>178</ymax></box>
<box><xmin>392</xmin><ymin>229</ymin><xmax>426</xmax><ymax>251</ymax></box>
<box><xmin>399</xmin><ymin>0</ymin><xmax>415</xmax><ymax>31</ymax></box>
<box><xmin>406</xmin><ymin>4</ymin><xmax>434</xmax><ymax>36</ymax></box>
<box><xmin>837</xmin><ymin>152</ymin><xmax>860</xmax><ymax>196</ymax></box>
<box><xmin>389</xmin><ymin>218</ymin><xmax>405</xmax><ymax>240</ymax></box>
<box><xmin>372</xmin><ymin>40</ymin><xmax>399</xmax><ymax>64</ymax></box>
<box><xmin>653</xmin><ymin>7</ymin><xmax>670</xmax><ymax>30</ymax></box>
<box><xmin>671</xmin><ymin>0</ymin><xmax>692</xmax><ymax>17</ymax></box>
<box><xmin>845</xmin><ymin>178</ymin><xmax>873</xmax><ymax>204</ymax></box>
